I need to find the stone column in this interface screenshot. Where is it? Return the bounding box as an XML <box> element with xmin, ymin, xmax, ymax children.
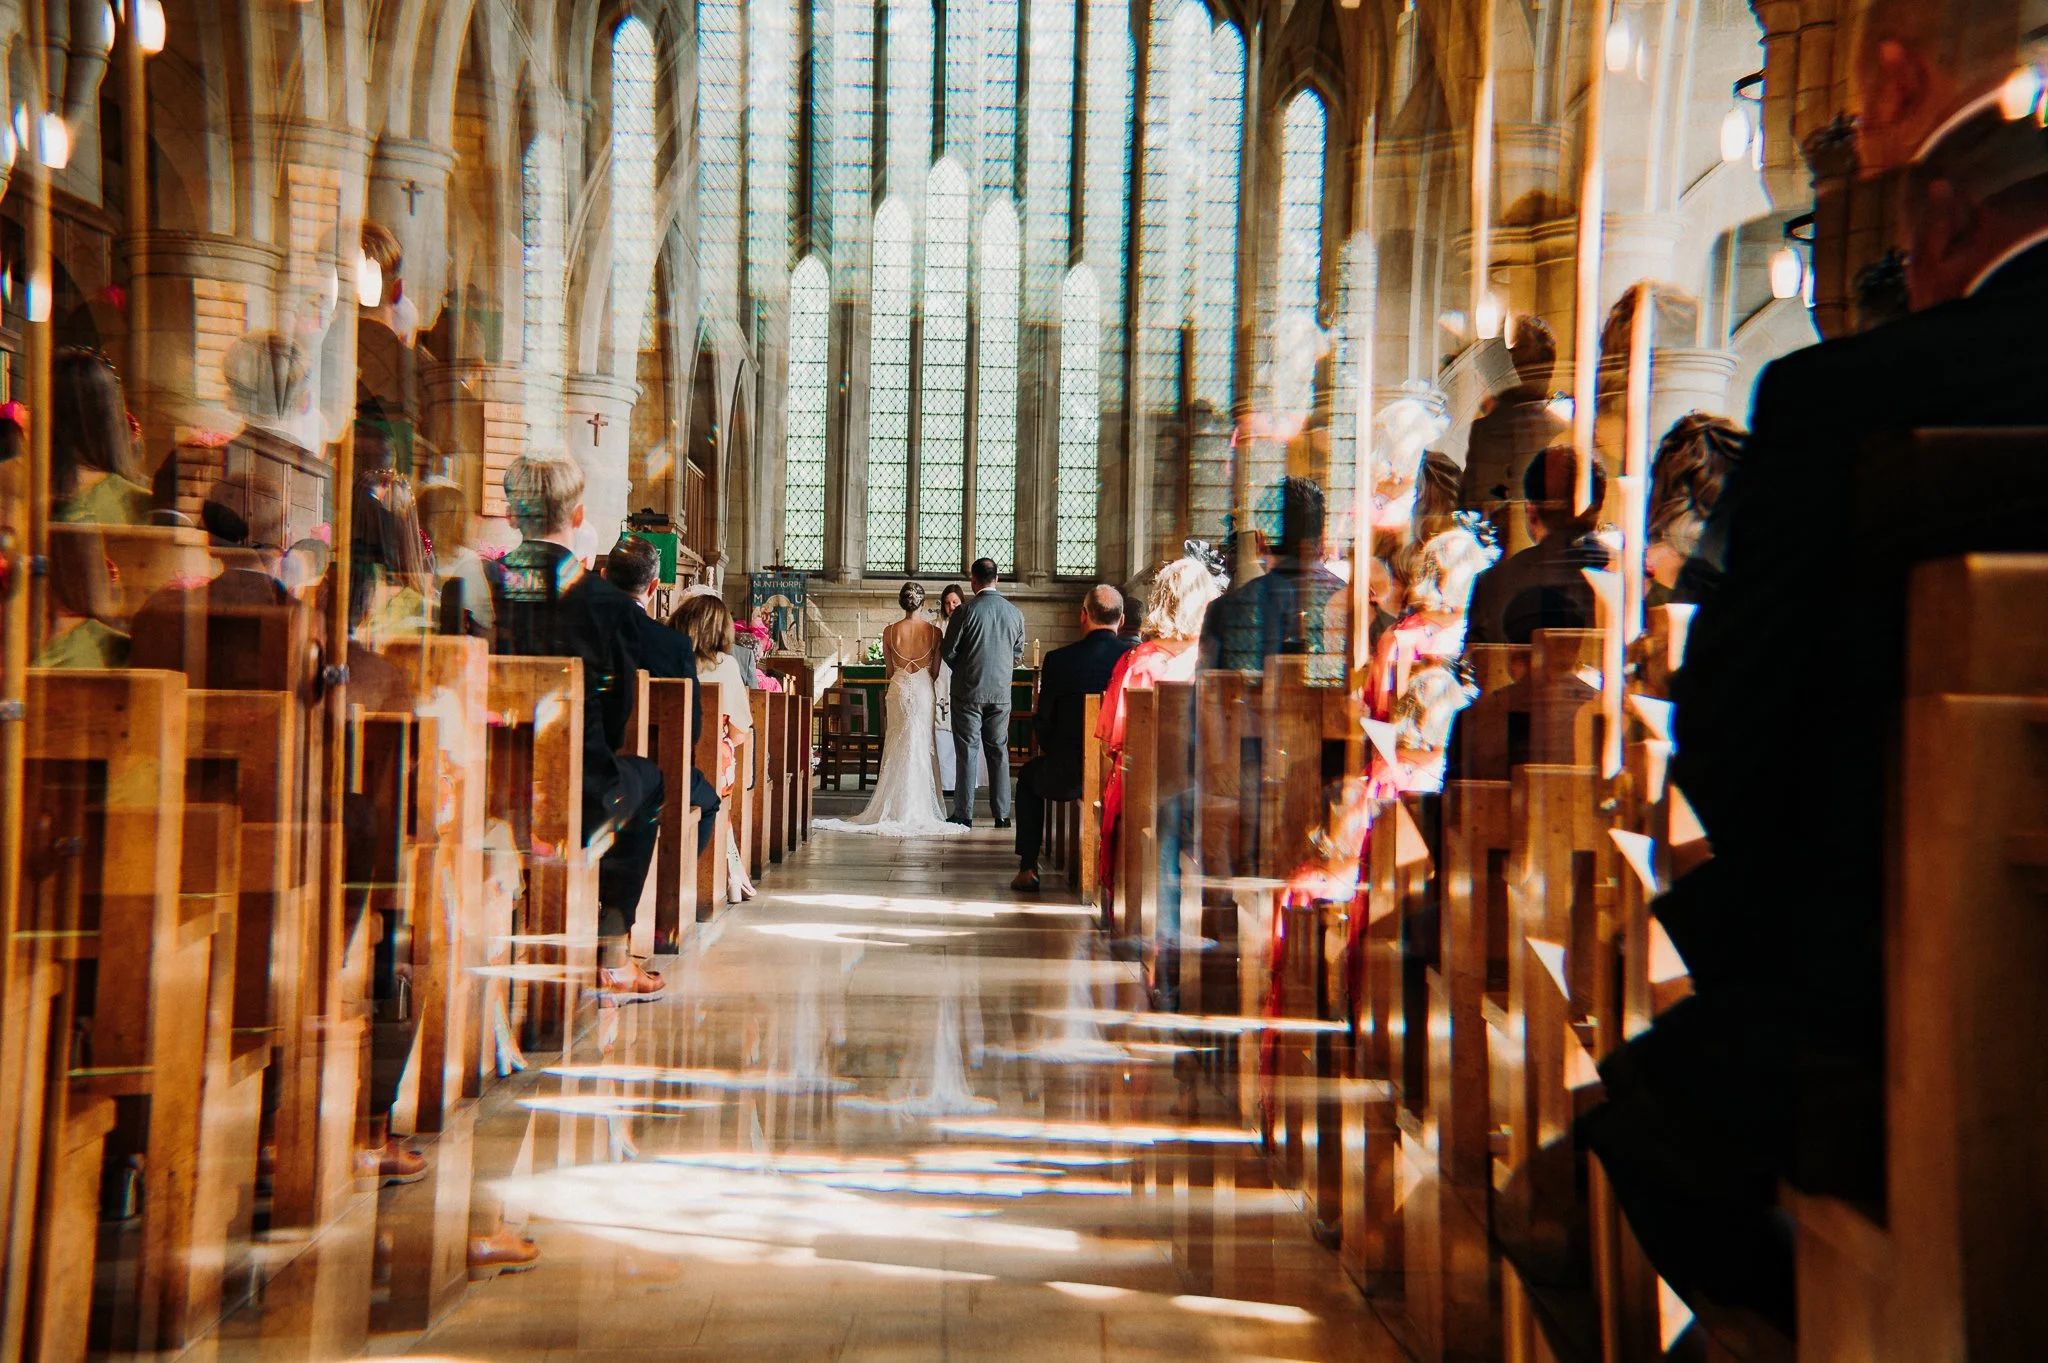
<box><xmin>1598</xmin><ymin>213</ymin><xmax>1686</xmax><ymax>314</ymax></box>
<box><xmin>1648</xmin><ymin>346</ymin><xmax>1739</xmax><ymax>436</ymax></box>
<box><xmin>123</xmin><ymin>232</ymin><xmax>285</xmax><ymax>453</ymax></box>
<box><xmin>420</xmin><ymin>361</ymin><xmax>526</xmax><ymax>523</ymax></box>
<box><xmin>564</xmin><ymin>373</ymin><xmax>641</xmax><ymax>544</ymax></box>
<box><xmin>365</xmin><ymin>138</ymin><xmax>457</xmax><ymax>328</ymax></box>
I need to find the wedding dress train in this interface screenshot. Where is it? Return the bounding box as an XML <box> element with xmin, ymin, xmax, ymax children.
<box><xmin>815</xmin><ymin>668</ymin><xmax>970</xmax><ymax>838</ymax></box>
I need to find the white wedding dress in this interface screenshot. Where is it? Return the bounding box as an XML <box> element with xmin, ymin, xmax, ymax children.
<box><xmin>815</xmin><ymin>664</ymin><xmax>970</xmax><ymax>838</ymax></box>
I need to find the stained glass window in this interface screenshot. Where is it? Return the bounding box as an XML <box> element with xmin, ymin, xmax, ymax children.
<box><xmin>1024</xmin><ymin>0</ymin><xmax>1073</xmax><ymax>319</ymax></box>
<box><xmin>1057</xmin><ymin>265</ymin><xmax>1101</xmax><ymax>577</ymax></box>
<box><xmin>521</xmin><ymin>133</ymin><xmax>565</xmax><ymax>453</ymax></box>
<box><xmin>867</xmin><ymin>198</ymin><xmax>914</xmax><ymax>572</ymax></box>
<box><xmin>830</xmin><ymin>0</ymin><xmax>873</xmax><ymax>296</ymax></box>
<box><xmin>748</xmin><ymin>0</ymin><xmax>795</xmax><ymax>301</ymax></box>
<box><xmin>979</xmin><ymin>0</ymin><xmax>1019</xmax><ymax>197</ymax></box>
<box><xmin>918</xmin><ymin>159</ymin><xmax>970</xmax><ymax>571</ymax></box>
<box><xmin>975</xmin><ymin>198</ymin><xmax>1019</xmax><ymax>568</ymax></box>
<box><xmin>699</xmin><ymin>0</ymin><xmax>744</xmax><ymax>322</ymax></box>
<box><xmin>1195</xmin><ymin>23</ymin><xmax>1244</xmax><ymax>411</ymax></box>
<box><xmin>611</xmin><ymin>18</ymin><xmax>659</xmax><ymax>367</ymax></box>
<box><xmin>785</xmin><ymin>255</ymin><xmax>831</xmax><ymax>568</ymax></box>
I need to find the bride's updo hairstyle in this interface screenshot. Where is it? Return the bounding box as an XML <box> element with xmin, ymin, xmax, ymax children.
<box><xmin>900</xmin><ymin>581</ymin><xmax>926</xmax><ymax>612</ymax></box>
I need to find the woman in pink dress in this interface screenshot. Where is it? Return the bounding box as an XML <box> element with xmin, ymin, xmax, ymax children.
<box><xmin>1095</xmin><ymin>556</ymin><xmax>1224</xmax><ymax>899</ymax></box>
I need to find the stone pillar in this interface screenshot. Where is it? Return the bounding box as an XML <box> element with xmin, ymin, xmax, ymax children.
<box><xmin>1648</xmin><ymin>346</ymin><xmax>1739</xmax><ymax>436</ymax></box>
<box><xmin>1599</xmin><ymin>213</ymin><xmax>1686</xmax><ymax>314</ymax></box>
<box><xmin>365</xmin><ymin>138</ymin><xmax>457</xmax><ymax>329</ymax></box>
<box><xmin>123</xmin><ymin>232</ymin><xmax>285</xmax><ymax>453</ymax></box>
<box><xmin>420</xmin><ymin>361</ymin><xmax>526</xmax><ymax>523</ymax></box>
<box><xmin>564</xmin><ymin>373</ymin><xmax>641</xmax><ymax>545</ymax></box>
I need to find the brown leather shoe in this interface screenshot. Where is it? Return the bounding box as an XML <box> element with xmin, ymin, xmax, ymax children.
<box><xmin>1010</xmin><ymin>868</ymin><xmax>1041</xmax><ymax>891</ymax></box>
<box><xmin>468</xmin><ymin>1227</ymin><xmax>540</xmax><ymax>1279</ymax></box>
<box><xmin>357</xmin><ymin>1139</ymin><xmax>427</xmax><ymax>1185</ymax></box>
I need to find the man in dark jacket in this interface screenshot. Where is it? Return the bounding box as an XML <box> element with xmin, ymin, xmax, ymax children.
<box><xmin>1458</xmin><ymin>315</ymin><xmax>1568</xmax><ymax>524</ymax></box>
<box><xmin>1466</xmin><ymin>445</ymin><xmax>1611</xmax><ymax>646</ymax></box>
<box><xmin>942</xmin><ymin>557</ymin><xmax>1027</xmax><ymax>827</ymax></box>
<box><xmin>489</xmin><ymin>455</ymin><xmax>664</xmax><ymax>999</ymax></box>
<box><xmin>1011</xmin><ymin>586</ymin><xmax>1134</xmax><ymax>889</ymax></box>
<box><xmin>604</xmin><ymin>535</ymin><xmax>720</xmax><ymax>855</ymax></box>
<box><xmin>1578</xmin><ymin>23</ymin><xmax>2048</xmax><ymax>1336</ymax></box>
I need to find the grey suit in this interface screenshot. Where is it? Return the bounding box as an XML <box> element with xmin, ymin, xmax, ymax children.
<box><xmin>941</xmin><ymin>586</ymin><xmax>1025</xmax><ymax>823</ymax></box>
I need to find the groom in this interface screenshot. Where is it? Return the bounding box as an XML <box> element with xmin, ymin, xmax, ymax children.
<box><xmin>941</xmin><ymin>557</ymin><xmax>1025</xmax><ymax>828</ymax></box>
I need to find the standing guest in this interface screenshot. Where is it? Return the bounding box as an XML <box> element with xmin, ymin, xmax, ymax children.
<box><xmin>1458</xmin><ymin>315</ymin><xmax>1567</xmax><ymax>517</ymax></box>
<box><xmin>487</xmin><ymin>454</ymin><xmax>665</xmax><ymax>1001</ymax></box>
<box><xmin>418</xmin><ymin>477</ymin><xmax>496</xmax><ymax>635</ymax></box>
<box><xmin>51</xmin><ymin>346</ymin><xmax>150</xmax><ymax>525</ymax></box>
<box><xmin>933</xmin><ymin>582</ymin><xmax>983</xmax><ymax>796</ymax></box>
<box><xmin>1465</xmin><ymin>445</ymin><xmax>1610</xmax><ymax>645</ymax></box>
<box><xmin>1097</xmin><ymin>557</ymin><xmax>1223</xmax><ymax>902</ymax></box>
<box><xmin>1644</xmin><ymin>412</ymin><xmax>1745</xmax><ymax>604</ymax></box>
<box><xmin>604</xmin><ymin>535</ymin><xmax>719</xmax><ymax>855</ymax></box>
<box><xmin>671</xmin><ymin>593</ymin><xmax>757</xmax><ymax>901</ymax></box>
<box><xmin>941</xmin><ymin>558</ymin><xmax>1026</xmax><ymax>828</ymax></box>
<box><xmin>1011</xmin><ymin>586</ymin><xmax>1135</xmax><ymax>890</ymax></box>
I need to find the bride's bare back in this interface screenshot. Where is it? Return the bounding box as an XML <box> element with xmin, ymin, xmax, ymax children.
<box><xmin>882</xmin><ymin>616</ymin><xmax>943</xmax><ymax>678</ymax></box>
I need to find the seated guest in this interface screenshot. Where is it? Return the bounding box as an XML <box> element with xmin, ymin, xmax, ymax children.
<box><xmin>1199</xmin><ymin>477</ymin><xmax>1345</xmax><ymax>672</ymax></box>
<box><xmin>1581</xmin><ymin>7</ymin><xmax>2048</xmax><ymax>1336</ymax></box>
<box><xmin>487</xmin><ymin>455</ymin><xmax>665</xmax><ymax>1002</ymax></box>
<box><xmin>1466</xmin><ymin>445</ymin><xmax>1610</xmax><ymax>645</ymax></box>
<box><xmin>350</xmin><ymin>459</ymin><xmax>435</xmax><ymax>647</ymax></box>
<box><xmin>51</xmin><ymin>346</ymin><xmax>151</xmax><ymax>526</ymax></box>
<box><xmin>129</xmin><ymin>470</ymin><xmax>309</xmax><ymax>689</ymax></box>
<box><xmin>1098</xmin><ymin>557</ymin><xmax>1223</xmax><ymax>902</ymax></box>
<box><xmin>670</xmin><ymin>593</ymin><xmax>757</xmax><ymax>903</ymax></box>
<box><xmin>1644</xmin><ymin>411</ymin><xmax>1744</xmax><ymax>605</ymax></box>
<box><xmin>603</xmin><ymin>534</ymin><xmax>719</xmax><ymax>855</ymax></box>
<box><xmin>417</xmin><ymin>476</ymin><xmax>496</xmax><ymax>635</ymax></box>
<box><xmin>1010</xmin><ymin>585</ymin><xmax>1135</xmax><ymax>891</ymax></box>
<box><xmin>1458</xmin><ymin>315</ymin><xmax>1568</xmax><ymax>517</ymax></box>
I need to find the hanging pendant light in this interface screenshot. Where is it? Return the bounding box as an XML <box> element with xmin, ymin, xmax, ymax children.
<box><xmin>1769</xmin><ymin>246</ymin><xmax>1804</xmax><ymax>300</ymax></box>
<box><xmin>1606</xmin><ymin>15</ymin><xmax>1633</xmax><ymax>73</ymax></box>
<box><xmin>1720</xmin><ymin>105</ymin><xmax>1751</xmax><ymax>162</ymax></box>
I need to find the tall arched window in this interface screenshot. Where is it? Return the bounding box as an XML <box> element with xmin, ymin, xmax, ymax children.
<box><xmin>830</xmin><ymin>0</ymin><xmax>874</xmax><ymax>296</ymax></box>
<box><xmin>1328</xmin><ymin>235</ymin><xmax>1374</xmax><ymax>548</ymax></box>
<box><xmin>918</xmin><ymin>159</ymin><xmax>970</xmax><ymax>569</ymax></box>
<box><xmin>1196</xmin><ymin>23</ymin><xmax>1244</xmax><ymax>410</ymax></box>
<box><xmin>699</xmin><ymin>0</ymin><xmax>744</xmax><ymax>321</ymax></box>
<box><xmin>1084</xmin><ymin>1</ymin><xmax>1134</xmax><ymax>396</ymax></box>
<box><xmin>1024</xmin><ymin>0</ymin><xmax>1074</xmax><ymax>314</ymax></box>
<box><xmin>784</xmin><ymin>255</ymin><xmax>831</xmax><ymax>568</ymax></box>
<box><xmin>975</xmin><ymin>199</ymin><xmax>1020</xmax><ymax>565</ymax></box>
<box><xmin>886</xmin><ymin>0</ymin><xmax>933</xmax><ymax>208</ymax></box>
<box><xmin>867</xmin><ymin>198</ymin><xmax>914</xmax><ymax>571</ymax></box>
<box><xmin>1057</xmin><ymin>265</ymin><xmax>1101</xmax><ymax>576</ymax></box>
<box><xmin>611</xmin><ymin>18</ymin><xmax>660</xmax><ymax>367</ymax></box>
<box><xmin>979</xmin><ymin>0</ymin><xmax>1019</xmax><ymax>197</ymax></box>
<box><xmin>521</xmin><ymin>132</ymin><xmax>565</xmax><ymax>453</ymax></box>
<box><xmin>749</xmin><ymin>0</ymin><xmax>795</xmax><ymax>299</ymax></box>
<box><xmin>1272</xmin><ymin>89</ymin><xmax>1327</xmax><ymax>424</ymax></box>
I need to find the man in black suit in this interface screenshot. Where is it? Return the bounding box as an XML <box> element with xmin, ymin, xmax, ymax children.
<box><xmin>1578</xmin><ymin>13</ymin><xmax>2048</xmax><ymax>1336</ymax></box>
<box><xmin>1011</xmin><ymin>586</ymin><xmax>1134</xmax><ymax>890</ymax></box>
<box><xmin>604</xmin><ymin>535</ymin><xmax>719</xmax><ymax>855</ymax></box>
<box><xmin>1199</xmin><ymin>477</ymin><xmax>1346</xmax><ymax>673</ymax></box>
<box><xmin>488</xmin><ymin>455</ymin><xmax>664</xmax><ymax>1000</ymax></box>
<box><xmin>1458</xmin><ymin>315</ymin><xmax>1569</xmax><ymax>525</ymax></box>
<box><xmin>1466</xmin><ymin>445</ymin><xmax>1611</xmax><ymax>645</ymax></box>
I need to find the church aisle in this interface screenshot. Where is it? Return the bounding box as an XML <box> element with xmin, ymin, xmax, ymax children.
<box><xmin>392</xmin><ymin>822</ymin><xmax>1411</xmax><ymax>1361</ymax></box>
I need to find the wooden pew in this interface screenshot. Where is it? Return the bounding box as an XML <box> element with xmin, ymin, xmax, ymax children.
<box><xmin>748</xmin><ymin>690</ymin><xmax>778</xmax><ymax>880</ymax></box>
<box><xmin>632</xmin><ymin>674</ymin><xmax>701</xmax><ymax>948</ymax></box>
<box><xmin>485</xmin><ymin>657</ymin><xmax>597</xmax><ymax>1054</ymax></box>
<box><xmin>9</xmin><ymin>670</ymin><xmax>189</xmax><ymax>1362</ymax></box>
<box><xmin>1791</xmin><ymin>554</ymin><xmax>2048</xmax><ymax>1363</ymax></box>
<box><xmin>48</xmin><ymin>522</ymin><xmax>217</xmax><ymax>623</ymax></box>
<box><xmin>695</xmin><ymin>680</ymin><xmax>735</xmax><ymax>916</ymax></box>
<box><xmin>1079</xmin><ymin>693</ymin><xmax>1106</xmax><ymax>902</ymax></box>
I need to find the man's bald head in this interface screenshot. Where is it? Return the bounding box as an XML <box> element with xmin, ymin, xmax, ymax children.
<box><xmin>1082</xmin><ymin>585</ymin><xmax>1124</xmax><ymax>631</ymax></box>
<box><xmin>1854</xmin><ymin>0</ymin><xmax>2036</xmax><ymax>173</ymax></box>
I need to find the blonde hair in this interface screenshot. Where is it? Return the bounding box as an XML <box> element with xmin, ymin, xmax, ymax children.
<box><xmin>1392</xmin><ymin>663</ymin><xmax>1478</xmax><ymax>752</ymax></box>
<box><xmin>503</xmin><ymin>454</ymin><xmax>585</xmax><ymax>538</ymax></box>
<box><xmin>360</xmin><ymin>220</ymin><xmax>403</xmax><ymax>275</ymax></box>
<box><xmin>1143</xmin><ymin>556</ymin><xmax>1224</xmax><ymax>642</ymax></box>
<box><xmin>670</xmin><ymin>592</ymin><xmax>735</xmax><ymax>666</ymax></box>
<box><xmin>1408</xmin><ymin>524</ymin><xmax>1501</xmax><ymax>614</ymax></box>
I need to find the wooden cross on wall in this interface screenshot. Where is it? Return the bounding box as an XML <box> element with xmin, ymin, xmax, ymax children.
<box><xmin>400</xmin><ymin>179</ymin><xmax>424</xmax><ymax>215</ymax></box>
<box><xmin>587</xmin><ymin>412</ymin><xmax>608</xmax><ymax>446</ymax></box>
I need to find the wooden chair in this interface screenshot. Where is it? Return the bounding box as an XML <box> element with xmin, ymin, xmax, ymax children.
<box><xmin>818</xmin><ymin>686</ymin><xmax>878</xmax><ymax>791</ymax></box>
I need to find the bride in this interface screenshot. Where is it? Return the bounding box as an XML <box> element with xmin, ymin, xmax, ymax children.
<box><xmin>815</xmin><ymin>582</ymin><xmax>970</xmax><ymax>837</ymax></box>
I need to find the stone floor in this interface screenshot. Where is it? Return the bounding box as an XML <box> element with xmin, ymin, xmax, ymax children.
<box><xmin>379</xmin><ymin>795</ymin><xmax>1418</xmax><ymax>1361</ymax></box>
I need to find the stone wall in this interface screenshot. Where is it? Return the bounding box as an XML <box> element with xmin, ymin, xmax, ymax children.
<box><xmin>800</xmin><ymin>581</ymin><xmax>1105</xmax><ymax>666</ymax></box>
